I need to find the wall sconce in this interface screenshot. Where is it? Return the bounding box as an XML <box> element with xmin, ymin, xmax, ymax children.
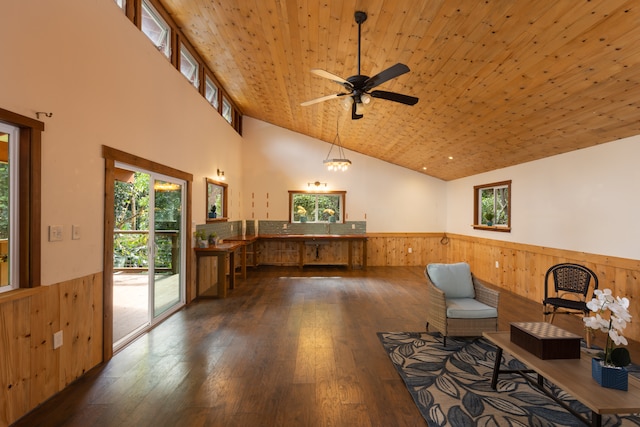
<box><xmin>308</xmin><ymin>181</ymin><xmax>327</xmax><ymax>188</ymax></box>
<box><xmin>217</xmin><ymin>169</ymin><xmax>226</xmax><ymax>181</ymax></box>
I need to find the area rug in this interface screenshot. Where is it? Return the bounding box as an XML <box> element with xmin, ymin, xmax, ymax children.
<box><xmin>377</xmin><ymin>332</ymin><xmax>640</xmax><ymax>427</ymax></box>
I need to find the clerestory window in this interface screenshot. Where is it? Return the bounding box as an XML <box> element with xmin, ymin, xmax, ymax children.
<box><xmin>141</xmin><ymin>0</ymin><xmax>171</xmax><ymax>60</ymax></box>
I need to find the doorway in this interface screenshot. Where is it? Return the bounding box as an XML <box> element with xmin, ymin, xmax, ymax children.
<box><xmin>111</xmin><ymin>165</ymin><xmax>186</xmax><ymax>351</ymax></box>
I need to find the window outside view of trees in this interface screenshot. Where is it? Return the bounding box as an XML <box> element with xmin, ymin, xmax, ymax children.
<box><xmin>0</xmin><ymin>124</ymin><xmax>18</xmax><ymax>293</ymax></box>
<box><xmin>206</xmin><ymin>179</ymin><xmax>227</xmax><ymax>221</ymax></box>
<box><xmin>290</xmin><ymin>192</ymin><xmax>344</xmax><ymax>223</ymax></box>
<box><xmin>141</xmin><ymin>0</ymin><xmax>171</xmax><ymax>59</ymax></box>
<box><xmin>474</xmin><ymin>180</ymin><xmax>511</xmax><ymax>230</ymax></box>
<box><xmin>114</xmin><ymin>172</ymin><xmax>182</xmax><ymax>270</ymax></box>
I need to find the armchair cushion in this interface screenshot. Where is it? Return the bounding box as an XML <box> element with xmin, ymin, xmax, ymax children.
<box><xmin>446</xmin><ymin>298</ymin><xmax>498</xmax><ymax>319</ymax></box>
<box><xmin>427</xmin><ymin>262</ymin><xmax>475</xmax><ymax>299</ymax></box>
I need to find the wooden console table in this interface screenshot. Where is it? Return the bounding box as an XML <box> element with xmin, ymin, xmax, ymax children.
<box><xmin>483</xmin><ymin>331</ymin><xmax>640</xmax><ymax>426</ymax></box>
<box><xmin>194</xmin><ymin>242</ymin><xmax>243</xmax><ymax>298</ymax></box>
<box><xmin>223</xmin><ymin>235</ymin><xmax>258</xmax><ymax>279</ymax></box>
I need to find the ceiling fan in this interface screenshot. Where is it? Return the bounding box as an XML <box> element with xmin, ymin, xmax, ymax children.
<box><xmin>301</xmin><ymin>11</ymin><xmax>419</xmax><ymax>120</ymax></box>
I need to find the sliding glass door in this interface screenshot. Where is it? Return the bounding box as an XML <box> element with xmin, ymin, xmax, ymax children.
<box><xmin>113</xmin><ymin>165</ymin><xmax>185</xmax><ymax>351</ymax></box>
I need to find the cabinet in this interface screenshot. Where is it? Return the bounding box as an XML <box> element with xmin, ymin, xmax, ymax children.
<box><xmin>256</xmin><ymin>235</ymin><xmax>367</xmax><ymax>269</ymax></box>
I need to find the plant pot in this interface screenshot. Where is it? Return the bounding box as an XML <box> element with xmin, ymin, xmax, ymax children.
<box><xmin>486</xmin><ymin>221</ymin><xmax>493</xmax><ymax>226</ymax></box>
<box><xmin>197</xmin><ymin>239</ymin><xmax>209</xmax><ymax>249</ymax></box>
<box><xmin>300</xmin><ymin>216</ymin><xmax>307</xmax><ymax>223</ymax></box>
<box><xmin>591</xmin><ymin>357</ymin><xmax>628</xmax><ymax>391</ymax></box>
<box><xmin>329</xmin><ymin>216</ymin><xmax>336</xmax><ymax>223</ymax></box>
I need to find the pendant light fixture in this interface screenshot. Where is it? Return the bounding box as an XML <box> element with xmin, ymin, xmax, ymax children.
<box><xmin>323</xmin><ymin>116</ymin><xmax>352</xmax><ymax>171</ymax></box>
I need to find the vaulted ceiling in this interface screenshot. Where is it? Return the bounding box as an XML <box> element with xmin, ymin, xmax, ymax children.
<box><xmin>161</xmin><ymin>0</ymin><xmax>640</xmax><ymax>181</ymax></box>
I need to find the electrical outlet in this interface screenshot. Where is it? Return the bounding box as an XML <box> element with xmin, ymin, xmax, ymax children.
<box><xmin>283</xmin><ymin>223</ymin><xmax>287</xmax><ymax>229</ymax></box>
<box><xmin>49</xmin><ymin>225</ymin><xmax>63</xmax><ymax>242</ymax></box>
<box><xmin>495</xmin><ymin>261</ymin><xmax>499</xmax><ymax>268</ymax></box>
<box><xmin>351</xmin><ymin>224</ymin><xmax>355</xmax><ymax>229</ymax></box>
<box><xmin>72</xmin><ymin>225</ymin><xmax>81</xmax><ymax>240</ymax></box>
<box><xmin>53</xmin><ymin>330</ymin><xmax>63</xmax><ymax>349</ymax></box>
<box><xmin>408</xmin><ymin>247</ymin><xmax>413</xmax><ymax>253</ymax></box>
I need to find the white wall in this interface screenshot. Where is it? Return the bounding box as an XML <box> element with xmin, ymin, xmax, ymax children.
<box><xmin>1</xmin><ymin>0</ymin><xmax>244</xmax><ymax>285</ymax></box>
<box><xmin>241</xmin><ymin>117</ymin><xmax>447</xmax><ymax>232</ymax></box>
<box><xmin>446</xmin><ymin>135</ymin><xmax>640</xmax><ymax>260</ymax></box>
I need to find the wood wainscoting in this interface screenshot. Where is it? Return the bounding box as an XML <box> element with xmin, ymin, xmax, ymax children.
<box><xmin>367</xmin><ymin>232</ymin><xmax>640</xmax><ymax>344</ymax></box>
<box><xmin>0</xmin><ymin>272</ymin><xmax>102</xmax><ymax>426</ymax></box>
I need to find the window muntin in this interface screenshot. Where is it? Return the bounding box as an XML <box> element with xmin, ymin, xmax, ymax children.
<box><xmin>289</xmin><ymin>191</ymin><xmax>345</xmax><ymax>223</ymax></box>
<box><xmin>473</xmin><ymin>180</ymin><xmax>511</xmax><ymax>231</ymax></box>
<box><xmin>179</xmin><ymin>44</ymin><xmax>200</xmax><ymax>88</ymax></box>
<box><xmin>222</xmin><ymin>97</ymin><xmax>232</xmax><ymax>124</ymax></box>
<box><xmin>205</xmin><ymin>75</ymin><xmax>219</xmax><ymax>109</ymax></box>
<box><xmin>0</xmin><ymin>123</ymin><xmax>19</xmax><ymax>293</ymax></box>
<box><xmin>141</xmin><ymin>0</ymin><xmax>171</xmax><ymax>59</ymax></box>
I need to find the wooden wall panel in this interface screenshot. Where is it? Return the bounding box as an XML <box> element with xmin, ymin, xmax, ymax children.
<box><xmin>366</xmin><ymin>233</ymin><xmax>448</xmax><ymax>267</ymax></box>
<box><xmin>0</xmin><ymin>272</ymin><xmax>102</xmax><ymax>426</ymax></box>
<box><xmin>29</xmin><ymin>287</ymin><xmax>60</xmax><ymax>408</ymax></box>
<box><xmin>0</xmin><ymin>298</ymin><xmax>31</xmax><ymax>426</ymax></box>
<box><xmin>444</xmin><ymin>233</ymin><xmax>640</xmax><ymax>344</ymax></box>
<box><xmin>363</xmin><ymin>232</ymin><xmax>639</xmax><ymax>343</ymax></box>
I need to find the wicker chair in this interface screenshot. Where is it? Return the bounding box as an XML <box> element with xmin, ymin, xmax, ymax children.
<box><xmin>542</xmin><ymin>263</ymin><xmax>598</xmax><ymax>346</ymax></box>
<box><xmin>425</xmin><ymin>262</ymin><xmax>500</xmax><ymax>346</ymax></box>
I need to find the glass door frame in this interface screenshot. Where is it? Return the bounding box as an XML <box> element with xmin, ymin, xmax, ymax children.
<box><xmin>103</xmin><ymin>146</ymin><xmax>193</xmax><ymax>361</ymax></box>
<box><xmin>112</xmin><ymin>163</ymin><xmax>187</xmax><ymax>352</ymax></box>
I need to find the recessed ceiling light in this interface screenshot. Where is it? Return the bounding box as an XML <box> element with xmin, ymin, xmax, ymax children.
<box><xmin>448</xmin><ymin>156</ymin><xmax>454</xmax><ymax>160</ymax></box>
<box><xmin>422</xmin><ymin>166</ymin><xmax>427</xmax><ymax>170</ymax></box>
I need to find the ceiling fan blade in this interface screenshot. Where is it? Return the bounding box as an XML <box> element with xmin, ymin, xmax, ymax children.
<box><xmin>370</xmin><ymin>90</ymin><xmax>419</xmax><ymax>106</ymax></box>
<box><xmin>363</xmin><ymin>63</ymin><xmax>410</xmax><ymax>91</ymax></box>
<box><xmin>300</xmin><ymin>93</ymin><xmax>348</xmax><ymax>107</ymax></box>
<box><xmin>310</xmin><ymin>69</ymin><xmax>353</xmax><ymax>89</ymax></box>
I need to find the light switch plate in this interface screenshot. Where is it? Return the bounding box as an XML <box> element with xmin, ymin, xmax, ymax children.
<box><xmin>49</xmin><ymin>225</ymin><xmax>63</xmax><ymax>242</ymax></box>
<box><xmin>72</xmin><ymin>225</ymin><xmax>81</xmax><ymax>240</ymax></box>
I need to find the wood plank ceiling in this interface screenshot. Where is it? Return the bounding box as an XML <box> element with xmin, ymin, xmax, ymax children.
<box><xmin>162</xmin><ymin>0</ymin><xmax>640</xmax><ymax>181</ymax></box>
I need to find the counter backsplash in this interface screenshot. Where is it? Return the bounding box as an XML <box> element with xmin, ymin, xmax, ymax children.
<box><xmin>197</xmin><ymin>220</ymin><xmax>366</xmax><ymax>241</ymax></box>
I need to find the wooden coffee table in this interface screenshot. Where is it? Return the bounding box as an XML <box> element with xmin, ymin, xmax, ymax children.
<box><xmin>483</xmin><ymin>331</ymin><xmax>640</xmax><ymax>426</ymax></box>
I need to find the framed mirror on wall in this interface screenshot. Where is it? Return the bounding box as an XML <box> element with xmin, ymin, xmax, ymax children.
<box><xmin>206</xmin><ymin>178</ymin><xmax>228</xmax><ymax>222</ymax></box>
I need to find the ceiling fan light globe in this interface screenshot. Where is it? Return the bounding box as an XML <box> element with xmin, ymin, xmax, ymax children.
<box><xmin>355</xmin><ymin>102</ymin><xmax>365</xmax><ymax>115</ymax></box>
<box><xmin>361</xmin><ymin>93</ymin><xmax>371</xmax><ymax>104</ymax></box>
<box><xmin>341</xmin><ymin>96</ymin><xmax>353</xmax><ymax>110</ymax></box>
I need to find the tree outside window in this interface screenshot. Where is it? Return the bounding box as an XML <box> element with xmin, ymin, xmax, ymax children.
<box><xmin>289</xmin><ymin>191</ymin><xmax>345</xmax><ymax>223</ymax></box>
<box><xmin>473</xmin><ymin>180</ymin><xmax>511</xmax><ymax>231</ymax></box>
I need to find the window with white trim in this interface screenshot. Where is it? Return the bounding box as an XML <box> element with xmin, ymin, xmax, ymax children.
<box><xmin>0</xmin><ymin>123</ymin><xmax>18</xmax><ymax>293</ymax></box>
<box><xmin>289</xmin><ymin>191</ymin><xmax>345</xmax><ymax>223</ymax></box>
<box><xmin>180</xmin><ymin>44</ymin><xmax>200</xmax><ymax>88</ymax></box>
<box><xmin>141</xmin><ymin>0</ymin><xmax>171</xmax><ymax>59</ymax></box>
<box><xmin>113</xmin><ymin>0</ymin><xmax>126</xmax><ymax>12</ymax></box>
<box><xmin>473</xmin><ymin>180</ymin><xmax>511</xmax><ymax>231</ymax></box>
<box><xmin>205</xmin><ymin>75</ymin><xmax>219</xmax><ymax>109</ymax></box>
<box><xmin>222</xmin><ymin>97</ymin><xmax>232</xmax><ymax>124</ymax></box>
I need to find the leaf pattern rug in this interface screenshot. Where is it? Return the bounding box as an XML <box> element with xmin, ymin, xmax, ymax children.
<box><xmin>377</xmin><ymin>332</ymin><xmax>640</xmax><ymax>427</ymax></box>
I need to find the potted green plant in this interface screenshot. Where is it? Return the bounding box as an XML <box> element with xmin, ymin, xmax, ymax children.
<box><xmin>194</xmin><ymin>230</ymin><xmax>208</xmax><ymax>248</ymax></box>
<box><xmin>297</xmin><ymin>205</ymin><xmax>307</xmax><ymax>223</ymax></box>
<box><xmin>208</xmin><ymin>232</ymin><xmax>218</xmax><ymax>246</ymax></box>
<box><xmin>484</xmin><ymin>211</ymin><xmax>495</xmax><ymax>226</ymax></box>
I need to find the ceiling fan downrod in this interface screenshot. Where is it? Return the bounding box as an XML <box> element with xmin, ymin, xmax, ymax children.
<box><xmin>355</xmin><ymin>11</ymin><xmax>367</xmax><ymax>76</ymax></box>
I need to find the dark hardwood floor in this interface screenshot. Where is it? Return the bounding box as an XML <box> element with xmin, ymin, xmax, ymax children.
<box><xmin>13</xmin><ymin>266</ymin><xmax>640</xmax><ymax>427</ymax></box>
